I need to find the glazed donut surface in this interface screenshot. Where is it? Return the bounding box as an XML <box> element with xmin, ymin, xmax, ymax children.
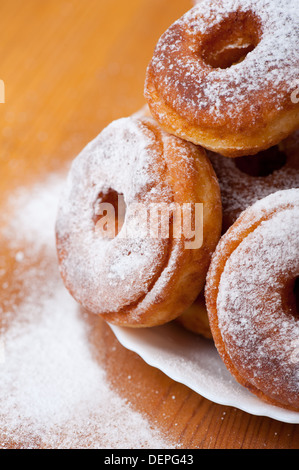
<box><xmin>56</xmin><ymin>116</ymin><xmax>222</xmax><ymax>327</ymax></box>
<box><xmin>145</xmin><ymin>0</ymin><xmax>299</xmax><ymax>157</ymax></box>
<box><xmin>205</xmin><ymin>189</ymin><xmax>299</xmax><ymax>410</ymax></box>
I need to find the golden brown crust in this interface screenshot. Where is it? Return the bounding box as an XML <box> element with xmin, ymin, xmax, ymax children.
<box><xmin>205</xmin><ymin>189</ymin><xmax>299</xmax><ymax>411</ymax></box>
<box><xmin>144</xmin><ymin>1</ymin><xmax>299</xmax><ymax>157</ymax></box>
<box><xmin>176</xmin><ymin>291</ymin><xmax>212</xmax><ymax>339</ymax></box>
<box><xmin>208</xmin><ymin>131</ymin><xmax>299</xmax><ymax>232</ymax></box>
<box><xmin>145</xmin><ymin>76</ymin><xmax>299</xmax><ymax>158</ymax></box>
<box><xmin>56</xmin><ymin>115</ymin><xmax>222</xmax><ymax>328</ymax></box>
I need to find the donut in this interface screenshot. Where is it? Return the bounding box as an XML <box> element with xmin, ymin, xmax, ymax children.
<box><xmin>208</xmin><ymin>131</ymin><xmax>299</xmax><ymax>232</ymax></box>
<box><xmin>176</xmin><ymin>291</ymin><xmax>212</xmax><ymax>339</ymax></box>
<box><xmin>144</xmin><ymin>0</ymin><xmax>299</xmax><ymax>157</ymax></box>
<box><xmin>205</xmin><ymin>189</ymin><xmax>299</xmax><ymax>410</ymax></box>
<box><xmin>56</xmin><ymin>115</ymin><xmax>222</xmax><ymax>328</ymax></box>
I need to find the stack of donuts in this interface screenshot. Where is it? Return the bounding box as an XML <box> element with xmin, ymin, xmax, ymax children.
<box><xmin>56</xmin><ymin>0</ymin><xmax>299</xmax><ymax>411</ymax></box>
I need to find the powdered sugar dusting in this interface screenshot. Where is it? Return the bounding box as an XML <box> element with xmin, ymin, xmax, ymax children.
<box><xmin>56</xmin><ymin>117</ymin><xmax>176</xmax><ymax>316</ymax></box>
<box><xmin>0</xmin><ymin>174</ymin><xmax>174</xmax><ymax>449</ymax></box>
<box><xmin>147</xmin><ymin>0</ymin><xmax>299</xmax><ymax>126</ymax></box>
<box><xmin>216</xmin><ymin>189</ymin><xmax>299</xmax><ymax>407</ymax></box>
<box><xmin>55</xmin><ymin>116</ymin><xmax>203</xmax><ymax>322</ymax></box>
<box><xmin>208</xmin><ymin>140</ymin><xmax>299</xmax><ymax>231</ymax></box>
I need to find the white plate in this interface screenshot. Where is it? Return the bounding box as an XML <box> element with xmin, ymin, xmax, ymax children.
<box><xmin>109</xmin><ymin>322</ymin><xmax>299</xmax><ymax>424</ymax></box>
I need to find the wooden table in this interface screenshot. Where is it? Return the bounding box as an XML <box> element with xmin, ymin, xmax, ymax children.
<box><xmin>0</xmin><ymin>0</ymin><xmax>298</xmax><ymax>449</ymax></box>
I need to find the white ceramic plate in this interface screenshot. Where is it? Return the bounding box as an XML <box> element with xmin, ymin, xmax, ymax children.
<box><xmin>109</xmin><ymin>322</ymin><xmax>299</xmax><ymax>424</ymax></box>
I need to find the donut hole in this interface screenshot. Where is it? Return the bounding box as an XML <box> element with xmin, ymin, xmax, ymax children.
<box><xmin>201</xmin><ymin>11</ymin><xmax>261</xmax><ymax>69</ymax></box>
<box><xmin>234</xmin><ymin>146</ymin><xmax>287</xmax><ymax>177</ymax></box>
<box><xmin>93</xmin><ymin>188</ymin><xmax>126</xmax><ymax>239</ymax></box>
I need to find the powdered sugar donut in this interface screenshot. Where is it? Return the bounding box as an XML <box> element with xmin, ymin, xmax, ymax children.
<box><xmin>145</xmin><ymin>0</ymin><xmax>299</xmax><ymax>157</ymax></box>
<box><xmin>209</xmin><ymin>131</ymin><xmax>299</xmax><ymax>232</ymax></box>
<box><xmin>176</xmin><ymin>291</ymin><xmax>212</xmax><ymax>339</ymax></box>
<box><xmin>56</xmin><ymin>116</ymin><xmax>222</xmax><ymax>327</ymax></box>
<box><xmin>205</xmin><ymin>189</ymin><xmax>299</xmax><ymax>410</ymax></box>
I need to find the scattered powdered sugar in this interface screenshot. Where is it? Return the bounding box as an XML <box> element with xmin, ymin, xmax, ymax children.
<box><xmin>147</xmin><ymin>0</ymin><xmax>299</xmax><ymax>126</ymax></box>
<box><xmin>2</xmin><ymin>173</ymin><xmax>64</xmax><ymax>249</ymax></box>
<box><xmin>216</xmin><ymin>189</ymin><xmax>299</xmax><ymax>406</ymax></box>
<box><xmin>0</xmin><ymin>174</ymin><xmax>174</xmax><ymax>449</ymax></box>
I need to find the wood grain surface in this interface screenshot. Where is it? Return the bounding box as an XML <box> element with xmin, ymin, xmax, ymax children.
<box><xmin>0</xmin><ymin>0</ymin><xmax>299</xmax><ymax>449</ymax></box>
